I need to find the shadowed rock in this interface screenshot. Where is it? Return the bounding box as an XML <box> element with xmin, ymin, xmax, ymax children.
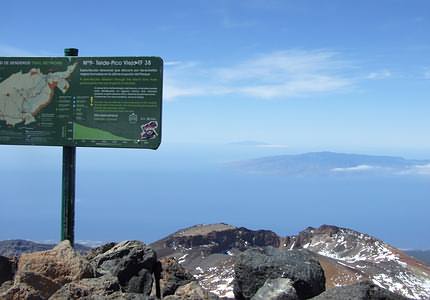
<box><xmin>89</xmin><ymin>240</ymin><xmax>157</xmax><ymax>295</ymax></box>
<box><xmin>154</xmin><ymin>257</ymin><xmax>194</xmax><ymax>297</ymax></box>
<box><xmin>234</xmin><ymin>247</ymin><xmax>325</xmax><ymax>300</ymax></box>
<box><xmin>0</xmin><ymin>256</ymin><xmax>16</xmax><ymax>286</ymax></box>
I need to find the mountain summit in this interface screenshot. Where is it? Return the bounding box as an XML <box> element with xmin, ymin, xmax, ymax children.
<box><xmin>151</xmin><ymin>223</ymin><xmax>430</xmax><ymax>299</ymax></box>
<box><xmin>1</xmin><ymin>224</ymin><xmax>429</xmax><ymax>299</ymax></box>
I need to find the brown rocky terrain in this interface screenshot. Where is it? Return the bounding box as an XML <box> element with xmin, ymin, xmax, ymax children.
<box><xmin>1</xmin><ymin>223</ymin><xmax>429</xmax><ymax>299</ymax></box>
<box><xmin>151</xmin><ymin>223</ymin><xmax>430</xmax><ymax>299</ymax></box>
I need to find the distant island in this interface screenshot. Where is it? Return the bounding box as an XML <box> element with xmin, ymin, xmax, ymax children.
<box><xmin>230</xmin><ymin>151</ymin><xmax>430</xmax><ymax>177</ymax></box>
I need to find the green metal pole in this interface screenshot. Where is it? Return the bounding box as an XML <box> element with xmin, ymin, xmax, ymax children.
<box><xmin>61</xmin><ymin>48</ymin><xmax>78</xmax><ymax>246</ymax></box>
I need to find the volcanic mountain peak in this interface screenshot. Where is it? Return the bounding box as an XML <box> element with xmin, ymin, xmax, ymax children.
<box><xmin>151</xmin><ymin>223</ymin><xmax>283</xmax><ymax>298</ymax></box>
<box><xmin>285</xmin><ymin>225</ymin><xmax>430</xmax><ymax>299</ymax></box>
<box><xmin>151</xmin><ymin>223</ymin><xmax>430</xmax><ymax>299</ymax></box>
<box><xmin>173</xmin><ymin>223</ymin><xmax>236</xmax><ymax>237</ymax></box>
<box><xmin>152</xmin><ymin>223</ymin><xmax>281</xmax><ymax>258</ymax></box>
<box><xmin>286</xmin><ymin>224</ymin><xmax>392</xmax><ymax>263</ymax></box>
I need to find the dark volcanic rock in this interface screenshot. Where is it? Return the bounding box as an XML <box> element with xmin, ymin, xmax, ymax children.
<box><xmin>152</xmin><ymin>224</ymin><xmax>281</xmax><ymax>257</ymax></box>
<box><xmin>89</xmin><ymin>240</ymin><xmax>157</xmax><ymax>295</ymax></box>
<box><xmin>251</xmin><ymin>278</ymin><xmax>299</xmax><ymax>300</ymax></box>
<box><xmin>283</xmin><ymin>225</ymin><xmax>341</xmax><ymax>250</ymax></box>
<box><xmin>157</xmin><ymin>257</ymin><xmax>194</xmax><ymax>297</ymax></box>
<box><xmin>0</xmin><ymin>256</ymin><xmax>16</xmax><ymax>285</ymax></box>
<box><xmin>234</xmin><ymin>247</ymin><xmax>325</xmax><ymax>300</ymax></box>
<box><xmin>310</xmin><ymin>281</ymin><xmax>411</xmax><ymax>300</ymax></box>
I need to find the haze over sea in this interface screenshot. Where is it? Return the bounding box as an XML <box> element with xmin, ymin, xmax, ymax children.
<box><xmin>1</xmin><ymin>143</ymin><xmax>429</xmax><ymax>250</ymax></box>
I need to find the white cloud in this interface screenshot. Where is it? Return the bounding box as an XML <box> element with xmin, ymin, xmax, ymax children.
<box><xmin>216</xmin><ymin>50</ymin><xmax>346</xmax><ymax>81</ymax></box>
<box><xmin>395</xmin><ymin>164</ymin><xmax>430</xmax><ymax>176</ymax></box>
<box><xmin>413</xmin><ymin>164</ymin><xmax>430</xmax><ymax>175</ymax></box>
<box><xmin>424</xmin><ymin>69</ymin><xmax>430</xmax><ymax>80</ymax></box>
<box><xmin>238</xmin><ymin>75</ymin><xmax>350</xmax><ymax>99</ymax></box>
<box><xmin>331</xmin><ymin>165</ymin><xmax>378</xmax><ymax>172</ymax></box>
<box><xmin>164</xmin><ymin>61</ymin><xmax>183</xmax><ymax>67</ymax></box>
<box><xmin>367</xmin><ymin>69</ymin><xmax>392</xmax><ymax>80</ymax></box>
<box><xmin>164</xmin><ymin>50</ymin><xmax>353</xmax><ymax>101</ymax></box>
<box><xmin>164</xmin><ymin>84</ymin><xmax>207</xmax><ymax>101</ymax></box>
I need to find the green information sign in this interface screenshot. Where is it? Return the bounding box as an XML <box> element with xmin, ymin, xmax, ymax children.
<box><xmin>0</xmin><ymin>56</ymin><xmax>163</xmax><ymax>149</ymax></box>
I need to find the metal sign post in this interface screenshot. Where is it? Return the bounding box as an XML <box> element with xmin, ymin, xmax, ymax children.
<box><xmin>0</xmin><ymin>51</ymin><xmax>163</xmax><ymax>247</ymax></box>
<box><xmin>61</xmin><ymin>48</ymin><xmax>78</xmax><ymax>245</ymax></box>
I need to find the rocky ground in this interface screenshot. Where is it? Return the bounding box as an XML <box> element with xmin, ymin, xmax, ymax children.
<box><xmin>0</xmin><ymin>224</ymin><xmax>429</xmax><ymax>299</ymax></box>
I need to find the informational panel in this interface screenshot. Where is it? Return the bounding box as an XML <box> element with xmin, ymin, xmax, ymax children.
<box><xmin>0</xmin><ymin>56</ymin><xmax>162</xmax><ymax>149</ymax></box>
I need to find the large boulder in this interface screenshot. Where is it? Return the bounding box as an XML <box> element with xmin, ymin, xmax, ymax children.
<box><xmin>89</xmin><ymin>240</ymin><xmax>157</xmax><ymax>295</ymax></box>
<box><xmin>48</xmin><ymin>274</ymin><xmax>120</xmax><ymax>299</ymax></box>
<box><xmin>234</xmin><ymin>247</ymin><xmax>325</xmax><ymax>300</ymax></box>
<box><xmin>17</xmin><ymin>240</ymin><xmax>94</xmax><ymax>285</ymax></box>
<box><xmin>2</xmin><ymin>240</ymin><xmax>94</xmax><ymax>299</ymax></box>
<box><xmin>310</xmin><ymin>281</ymin><xmax>411</xmax><ymax>300</ymax></box>
<box><xmin>0</xmin><ymin>256</ymin><xmax>16</xmax><ymax>286</ymax></box>
<box><xmin>251</xmin><ymin>278</ymin><xmax>299</xmax><ymax>300</ymax></box>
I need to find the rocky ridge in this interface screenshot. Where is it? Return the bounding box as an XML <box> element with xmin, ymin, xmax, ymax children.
<box><xmin>150</xmin><ymin>223</ymin><xmax>430</xmax><ymax>300</ymax></box>
<box><xmin>151</xmin><ymin>224</ymin><xmax>281</xmax><ymax>298</ymax></box>
<box><xmin>284</xmin><ymin>225</ymin><xmax>430</xmax><ymax>299</ymax></box>
<box><xmin>0</xmin><ymin>224</ymin><xmax>429</xmax><ymax>299</ymax></box>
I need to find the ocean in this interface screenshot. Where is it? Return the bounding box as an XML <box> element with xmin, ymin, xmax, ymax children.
<box><xmin>1</xmin><ymin>144</ymin><xmax>429</xmax><ymax>249</ymax></box>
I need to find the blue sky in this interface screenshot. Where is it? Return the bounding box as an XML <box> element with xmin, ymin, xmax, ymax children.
<box><xmin>1</xmin><ymin>0</ymin><xmax>429</xmax><ymax>152</ymax></box>
<box><xmin>1</xmin><ymin>1</ymin><xmax>430</xmax><ymax>246</ymax></box>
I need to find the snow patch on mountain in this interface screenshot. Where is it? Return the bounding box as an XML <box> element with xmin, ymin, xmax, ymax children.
<box><xmin>286</xmin><ymin>226</ymin><xmax>430</xmax><ymax>299</ymax></box>
<box><xmin>193</xmin><ymin>264</ymin><xmax>235</xmax><ymax>298</ymax></box>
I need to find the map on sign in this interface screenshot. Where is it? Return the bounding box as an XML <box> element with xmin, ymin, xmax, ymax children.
<box><xmin>0</xmin><ymin>57</ymin><xmax>162</xmax><ymax>149</ymax></box>
<box><xmin>0</xmin><ymin>63</ymin><xmax>77</xmax><ymax>126</ymax></box>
